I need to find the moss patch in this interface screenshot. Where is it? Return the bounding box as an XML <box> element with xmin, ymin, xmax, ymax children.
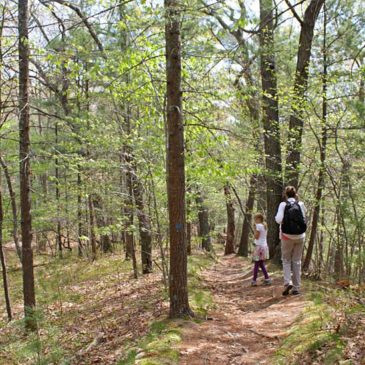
<box><xmin>274</xmin><ymin>284</ymin><xmax>365</xmax><ymax>365</ymax></box>
<box><xmin>117</xmin><ymin>320</ymin><xmax>182</xmax><ymax>365</ymax></box>
<box><xmin>118</xmin><ymin>249</ymin><xmax>216</xmax><ymax>365</ymax></box>
<box><xmin>187</xmin><ymin>251</ymin><xmax>216</xmax><ymax>317</ymax></box>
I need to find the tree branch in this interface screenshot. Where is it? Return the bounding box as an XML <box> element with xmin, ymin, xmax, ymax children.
<box><xmin>42</xmin><ymin>0</ymin><xmax>106</xmax><ymax>58</ymax></box>
<box><xmin>284</xmin><ymin>0</ymin><xmax>304</xmax><ymax>26</ymax></box>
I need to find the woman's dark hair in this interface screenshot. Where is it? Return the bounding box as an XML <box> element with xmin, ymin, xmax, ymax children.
<box><xmin>284</xmin><ymin>185</ymin><xmax>296</xmax><ymax>199</ymax></box>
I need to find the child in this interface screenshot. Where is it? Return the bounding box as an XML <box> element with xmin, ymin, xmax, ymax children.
<box><xmin>251</xmin><ymin>213</ymin><xmax>271</xmax><ymax>286</ymax></box>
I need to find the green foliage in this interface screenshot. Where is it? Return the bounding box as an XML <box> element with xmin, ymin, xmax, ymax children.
<box><xmin>0</xmin><ymin>250</ymin><xmax>133</xmax><ymax>364</ymax></box>
<box><xmin>117</xmin><ymin>250</ymin><xmax>216</xmax><ymax>365</ymax></box>
<box><xmin>275</xmin><ymin>286</ymin><xmax>365</xmax><ymax>365</ymax></box>
<box><xmin>4</xmin><ymin>310</ymin><xmax>65</xmax><ymax>365</ymax></box>
<box><xmin>1</xmin><ymin>0</ymin><xmax>365</xmax><ymax>363</ymax></box>
<box><xmin>275</xmin><ymin>301</ymin><xmax>345</xmax><ymax>364</ymax></box>
<box><xmin>117</xmin><ymin>320</ymin><xmax>182</xmax><ymax>365</ymax></box>
<box><xmin>187</xmin><ymin>251</ymin><xmax>217</xmax><ymax>316</ymax></box>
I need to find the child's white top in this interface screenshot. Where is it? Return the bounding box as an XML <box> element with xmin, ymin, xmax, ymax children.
<box><xmin>254</xmin><ymin>223</ymin><xmax>267</xmax><ymax>246</ymax></box>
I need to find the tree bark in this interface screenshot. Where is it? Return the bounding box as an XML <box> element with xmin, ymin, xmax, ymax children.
<box><xmin>238</xmin><ymin>175</ymin><xmax>256</xmax><ymax>257</ymax></box>
<box><xmin>124</xmin><ymin>156</ymin><xmax>134</xmax><ymax>256</ymax></box>
<box><xmin>0</xmin><ymin>8</ymin><xmax>21</xmax><ymax>267</ymax></box>
<box><xmin>92</xmin><ymin>195</ymin><xmax>113</xmax><ymax>254</ymax></box>
<box><xmin>88</xmin><ymin>195</ymin><xmax>97</xmax><ymax>261</ymax></box>
<box><xmin>259</xmin><ymin>0</ymin><xmax>282</xmax><ymax>263</ymax></box>
<box><xmin>0</xmin><ymin>157</ymin><xmax>22</xmax><ymax>261</ymax></box>
<box><xmin>119</xmin><ymin>153</ymin><xmax>127</xmax><ymax>250</ymax></box>
<box><xmin>303</xmin><ymin>4</ymin><xmax>327</xmax><ymax>272</ymax></box>
<box><xmin>286</xmin><ymin>0</ymin><xmax>325</xmax><ymax>188</ymax></box>
<box><xmin>55</xmin><ymin>122</ymin><xmax>62</xmax><ymax>257</ymax></box>
<box><xmin>54</xmin><ymin>23</ymin><xmax>70</xmax><ymax>257</ymax></box>
<box><xmin>334</xmin><ymin>207</ymin><xmax>345</xmax><ymax>280</ymax></box>
<box><xmin>124</xmin><ymin>149</ymin><xmax>138</xmax><ymax>278</ymax></box>
<box><xmin>148</xmin><ymin>164</ymin><xmax>168</xmax><ymax>287</ymax></box>
<box><xmin>165</xmin><ymin>0</ymin><xmax>192</xmax><ymax>318</ymax></box>
<box><xmin>334</xmin><ymin>159</ymin><xmax>350</xmax><ymax>279</ymax></box>
<box><xmin>360</xmin><ymin>68</ymin><xmax>364</xmax><ymax>104</ymax></box>
<box><xmin>196</xmin><ymin>191</ymin><xmax>211</xmax><ymax>252</ymax></box>
<box><xmin>131</xmin><ymin>163</ymin><xmax>153</xmax><ymax>274</ymax></box>
<box><xmin>224</xmin><ymin>185</ymin><xmax>235</xmax><ymax>255</ymax></box>
<box><xmin>64</xmin><ymin>174</ymin><xmax>71</xmax><ymax>250</ymax></box>
<box><xmin>122</xmin><ymin>108</ymin><xmax>139</xmax><ymax>280</ymax></box>
<box><xmin>186</xmin><ymin>185</ymin><xmax>192</xmax><ymax>255</ymax></box>
<box><xmin>77</xmin><ymin>167</ymin><xmax>84</xmax><ymax>257</ymax></box>
<box><xmin>0</xmin><ymin>173</ymin><xmax>12</xmax><ymax>321</ymax></box>
<box><xmin>186</xmin><ymin>220</ymin><xmax>192</xmax><ymax>255</ymax></box>
<box><xmin>0</xmin><ymin>15</ymin><xmax>14</xmax><ymax>320</ymax></box>
<box><xmin>18</xmin><ymin>0</ymin><xmax>36</xmax><ymax>331</ymax></box>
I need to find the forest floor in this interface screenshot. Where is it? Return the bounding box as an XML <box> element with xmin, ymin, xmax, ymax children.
<box><xmin>178</xmin><ymin>254</ymin><xmax>308</xmax><ymax>365</ymax></box>
<box><xmin>0</xmin><ymin>245</ymin><xmax>364</xmax><ymax>365</ymax></box>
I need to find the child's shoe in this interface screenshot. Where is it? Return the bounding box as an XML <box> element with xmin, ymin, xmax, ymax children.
<box><xmin>291</xmin><ymin>289</ymin><xmax>301</xmax><ymax>295</ymax></box>
<box><xmin>251</xmin><ymin>280</ymin><xmax>257</xmax><ymax>287</ymax></box>
<box><xmin>264</xmin><ymin>278</ymin><xmax>272</xmax><ymax>286</ymax></box>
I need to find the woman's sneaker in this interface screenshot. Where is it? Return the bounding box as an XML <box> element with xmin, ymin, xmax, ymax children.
<box><xmin>251</xmin><ymin>280</ymin><xmax>257</xmax><ymax>287</ymax></box>
<box><xmin>282</xmin><ymin>284</ymin><xmax>293</xmax><ymax>296</ymax></box>
<box><xmin>264</xmin><ymin>278</ymin><xmax>272</xmax><ymax>286</ymax></box>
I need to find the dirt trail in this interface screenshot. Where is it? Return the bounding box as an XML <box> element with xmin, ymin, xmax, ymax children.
<box><xmin>179</xmin><ymin>254</ymin><xmax>308</xmax><ymax>365</ymax></box>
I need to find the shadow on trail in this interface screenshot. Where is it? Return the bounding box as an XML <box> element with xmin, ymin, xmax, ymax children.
<box><xmin>179</xmin><ymin>254</ymin><xmax>308</xmax><ymax>365</ymax></box>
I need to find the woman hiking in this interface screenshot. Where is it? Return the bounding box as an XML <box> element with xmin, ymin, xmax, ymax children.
<box><xmin>275</xmin><ymin>186</ymin><xmax>307</xmax><ymax>296</ymax></box>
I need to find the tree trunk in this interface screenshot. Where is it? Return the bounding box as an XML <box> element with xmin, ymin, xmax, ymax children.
<box><xmin>149</xmin><ymin>164</ymin><xmax>168</xmax><ymax>287</ymax></box>
<box><xmin>92</xmin><ymin>195</ymin><xmax>112</xmax><ymax>254</ymax></box>
<box><xmin>238</xmin><ymin>175</ymin><xmax>256</xmax><ymax>257</ymax></box>
<box><xmin>165</xmin><ymin>0</ymin><xmax>192</xmax><ymax>318</ymax></box>
<box><xmin>303</xmin><ymin>4</ymin><xmax>328</xmax><ymax>272</ymax></box>
<box><xmin>0</xmin><ymin>173</ymin><xmax>12</xmax><ymax>321</ymax></box>
<box><xmin>119</xmin><ymin>153</ymin><xmax>127</xmax><ymax>250</ymax></box>
<box><xmin>360</xmin><ymin>67</ymin><xmax>364</xmax><ymax>104</ymax></box>
<box><xmin>186</xmin><ymin>186</ymin><xmax>192</xmax><ymax>255</ymax></box>
<box><xmin>64</xmin><ymin>174</ymin><xmax>71</xmax><ymax>250</ymax></box>
<box><xmin>256</xmin><ymin>174</ymin><xmax>267</xmax><ymax>213</ymax></box>
<box><xmin>317</xmin><ymin>200</ymin><xmax>325</xmax><ymax>278</ymax></box>
<box><xmin>124</xmin><ymin>158</ymin><xmax>134</xmax><ymax>258</ymax></box>
<box><xmin>88</xmin><ymin>195</ymin><xmax>97</xmax><ymax>261</ymax></box>
<box><xmin>334</xmin><ymin>207</ymin><xmax>345</xmax><ymax>280</ymax></box>
<box><xmin>124</xmin><ymin>153</ymin><xmax>138</xmax><ymax>278</ymax></box>
<box><xmin>18</xmin><ymin>0</ymin><xmax>36</xmax><ymax>331</ymax></box>
<box><xmin>1</xmin><ymin>10</ymin><xmax>21</xmax><ymax>265</ymax></box>
<box><xmin>131</xmin><ymin>163</ymin><xmax>153</xmax><ymax>274</ymax></box>
<box><xmin>55</xmin><ymin>122</ymin><xmax>62</xmax><ymax>257</ymax></box>
<box><xmin>55</xmin><ymin>29</ymin><xmax>70</xmax><ymax>256</ymax></box>
<box><xmin>0</xmin><ymin>15</ymin><xmax>12</xmax><ymax>320</ymax></box>
<box><xmin>0</xmin><ymin>157</ymin><xmax>22</xmax><ymax>261</ymax></box>
<box><xmin>196</xmin><ymin>191</ymin><xmax>211</xmax><ymax>252</ymax></box>
<box><xmin>100</xmin><ymin>232</ymin><xmax>112</xmax><ymax>254</ymax></box>
<box><xmin>77</xmin><ymin>167</ymin><xmax>84</xmax><ymax>257</ymax></box>
<box><xmin>259</xmin><ymin>0</ymin><xmax>282</xmax><ymax>263</ymax></box>
<box><xmin>122</xmin><ymin>105</ymin><xmax>139</xmax><ymax>279</ymax></box>
<box><xmin>224</xmin><ymin>185</ymin><xmax>235</xmax><ymax>255</ymax></box>
<box><xmin>286</xmin><ymin>0</ymin><xmax>325</xmax><ymax>188</ymax></box>
<box><xmin>334</xmin><ymin>158</ymin><xmax>350</xmax><ymax>279</ymax></box>
<box><xmin>186</xmin><ymin>221</ymin><xmax>192</xmax><ymax>255</ymax></box>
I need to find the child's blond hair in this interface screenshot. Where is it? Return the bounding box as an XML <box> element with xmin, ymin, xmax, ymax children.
<box><xmin>254</xmin><ymin>213</ymin><xmax>267</xmax><ymax>230</ymax></box>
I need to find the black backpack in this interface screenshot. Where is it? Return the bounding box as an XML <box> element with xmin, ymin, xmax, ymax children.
<box><xmin>282</xmin><ymin>201</ymin><xmax>307</xmax><ymax>235</ymax></box>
